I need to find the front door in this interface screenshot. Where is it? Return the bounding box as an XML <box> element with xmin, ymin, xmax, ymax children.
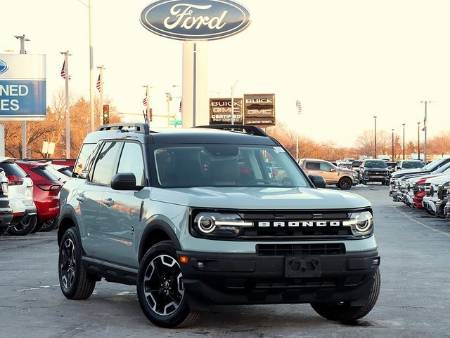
<box><xmin>102</xmin><ymin>141</ymin><xmax>148</xmax><ymax>268</ymax></box>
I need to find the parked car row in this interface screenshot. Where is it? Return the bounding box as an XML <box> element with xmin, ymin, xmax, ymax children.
<box><xmin>0</xmin><ymin>157</ymin><xmax>74</xmax><ymax>236</ymax></box>
<box><xmin>389</xmin><ymin>157</ymin><xmax>450</xmax><ymax>217</ymax></box>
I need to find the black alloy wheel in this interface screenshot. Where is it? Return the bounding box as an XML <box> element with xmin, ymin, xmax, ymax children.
<box><xmin>7</xmin><ymin>214</ymin><xmax>37</xmax><ymax>236</ymax></box>
<box><xmin>338</xmin><ymin>177</ymin><xmax>352</xmax><ymax>190</ymax></box>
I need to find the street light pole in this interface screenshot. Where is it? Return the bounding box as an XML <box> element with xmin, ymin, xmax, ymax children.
<box><xmin>230</xmin><ymin>81</ymin><xmax>238</xmax><ymax>125</ymax></box>
<box><xmin>15</xmin><ymin>34</ymin><xmax>30</xmax><ymax>159</ymax></box>
<box><xmin>391</xmin><ymin>129</ymin><xmax>395</xmax><ymax>161</ymax></box>
<box><xmin>417</xmin><ymin>122</ymin><xmax>421</xmax><ymax>160</ymax></box>
<box><xmin>420</xmin><ymin>100</ymin><xmax>430</xmax><ymax>163</ymax></box>
<box><xmin>373</xmin><ymin>115</ymin><xmax>377</xmax><ymax>158</ymax></box>
<box><xmin>402</xmin><ymin>123</ymin><xmax>406</xmax><ymax>160</ymax></box>
<box><xmin>60</xmin><ymin>51</ymin><xmax>71</xmax><ymax>159</ymax></box>
<box><xmin>89</xmin><ymin>0</ymin><xmax>95</xmax><ymax>131</ymax></box>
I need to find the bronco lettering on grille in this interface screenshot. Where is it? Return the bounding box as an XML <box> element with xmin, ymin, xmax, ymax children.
<box><xmin>257</xmin><ymin>221</ymin><xmax>342</xmax><ymax>228</ymax></box>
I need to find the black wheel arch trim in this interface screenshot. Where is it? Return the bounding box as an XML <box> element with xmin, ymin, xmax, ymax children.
<box><xmin>139</xmin><ymin>216</ymin><xmax>182</xmax><ymax>261</ymax></box>
<box><xmin>57</xmin><ymin>204</ymin><xmax>81</xmax><ymax>245</ymax></box>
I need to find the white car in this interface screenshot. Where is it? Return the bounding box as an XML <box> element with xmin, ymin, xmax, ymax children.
<box><xmin>422</xmin><ymin>175</ymin><xmax>450</xmax><ymax>215</ymax></box>
<box><xmin>0</xmin><ymin>158</ymin><xmax>37</xmax><ymax>235</ymax></box>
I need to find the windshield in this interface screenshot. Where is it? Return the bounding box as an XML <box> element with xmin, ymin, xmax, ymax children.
<box><xmin>423</xmin><ymin>158</ymin><xmax>447</xmax><ymax>171</ymax></box>
<box><xmin>402</xmin><ymin>161</ymin><xmax>424</xmax><ymax>169</ymax></box>
<box><xmin>434</xmin><ymin>162</ymin><xmax>450</xmax><ymax>174</ymax></box>
<box><xmin>352</xmin><ymin>161</ymin><xmax>362</xmax><ymax>167</ymax></box>
<box><xmin>364</xmin><ymin>160</ymin><xmax>387</xmax><ymax>168</ymax></box>
<box><xmin>154</xmin><ymin>145</ymin><xmax>310</xmax><ymax>188</ymax></box>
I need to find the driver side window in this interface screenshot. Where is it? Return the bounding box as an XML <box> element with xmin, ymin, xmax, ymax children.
<box><xmin>320</xmin><ymin>162</ymin><xmax>333</xmax><ymax>171</ymax></box>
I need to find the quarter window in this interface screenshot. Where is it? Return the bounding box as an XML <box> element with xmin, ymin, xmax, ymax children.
<box><xmin>305</xmin><ymin>162</ymin><xmax>320</xmax><ymax>170</ymax></box>
<box><xmin>91</xmin><ymin>141</ymin><xmax>122</xmax><ymax>186</ymax></box>
<box><xmin>117</xmin><ymin>142</ymin><xmax>145</xmax><ymax>186</ymax></box>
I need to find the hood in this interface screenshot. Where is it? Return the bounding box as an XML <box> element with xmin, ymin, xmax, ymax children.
<box><xmin>150</xmin><ymin>187</ymin><xmax>370</xmax><ymax>210</ymax></box>
<box><xmin>392</xmin><ymin>168</ymin><xmax>426</xmax><ymax>178</ymax></box>
<box><xmin>425</xmin><ymin>174</ymin><xmax>450</xmax><ymax>185</ymax></box>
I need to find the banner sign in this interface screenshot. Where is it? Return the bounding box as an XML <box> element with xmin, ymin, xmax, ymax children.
<box><xmin>140</xmin><ymin>0</ymin><xmax>251</xmax><ymax>41</ymax></box>
<box><xmin>244</xmin><ymin>94</ymin><xmax>275</xmax><ymax>126</ymax></box>
<box><xmin>209</xmin><ymin>98</ymin><xmax>243</xmax><ymax>124</ymax></box>
<box><xmin>0</xmin><ymin>54</ymin><xmax>46</xmax><ymax>120</ymax></box>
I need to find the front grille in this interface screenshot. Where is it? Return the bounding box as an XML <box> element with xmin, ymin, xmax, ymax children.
<box><xmin>256</xmin><ymin>243</ymin><xmax>346</xmax><ymax>256</ymax></box>
<box><xmin>238</xmin><ymin>211</ymin><xmax>353</xmax><ymax>238</ymax></box>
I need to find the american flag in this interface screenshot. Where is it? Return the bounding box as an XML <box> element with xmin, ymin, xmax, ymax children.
<box><xmin>143</xmin><ymin>97</ymin><xmax>148</xmax><ymax>107</ymax></box>
<box><xmin>60</xmin><ymin>60</ymin><xmax>67</xmax><ymax>79</ymax></box>
<box><xmin>96</xmin><ymin>74</ymin><xmax>102</xmax><ymax>92</ymax></box>
<box><xmin>296</xmin><ymin>99</ymin><xmax>302</xmax><ymax>114</ymax></box>
<box><xmin>179</xmin><ymin>100</ymin><xmax>182</xmax><ymax>113</ymax></box>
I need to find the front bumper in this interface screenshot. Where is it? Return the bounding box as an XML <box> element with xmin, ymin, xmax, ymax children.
<box><xmin>178</xmin><ymin>249</ymin><xmax>380</xmax><ymax>306</ymax></box>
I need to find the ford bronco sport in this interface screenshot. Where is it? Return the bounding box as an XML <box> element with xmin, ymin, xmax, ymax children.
<box><xmin>58</xmin><ymin>124</ymin><xmax>380</xmax><ymax>328</ymax></box>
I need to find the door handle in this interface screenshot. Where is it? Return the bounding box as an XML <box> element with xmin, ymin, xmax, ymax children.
<box><xmin>103</xmin><ymin>198</ymin><xmax>115</xmax><ymax>207</ymax></box>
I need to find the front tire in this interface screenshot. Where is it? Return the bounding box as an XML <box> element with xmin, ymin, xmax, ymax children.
<box><xmin>311</xmin><ymin>268</ymin><xmax>380</xmax><ymax>323</ymax></box>
<box><xmin>137</xmin><ymin>241</ymin><xmax>198</xmax><ymax>328</ymax></box>
<box><xmin>58</xmin><ymin>227</ymin><xmax>96</xmax><ymax>300</ymax></box>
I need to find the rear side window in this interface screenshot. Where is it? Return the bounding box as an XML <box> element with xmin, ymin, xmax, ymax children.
<box><xmin>32</xmin><ymin>166</ymin><xmax>60</xmax><ymax>182</ymax></box>
<box><xmin>91</xmin><ymin>141</ymin><xmax>122</xmax><ymax>186</ymax></box>
<box><xmin>0</xmin><ymin>162</ymin><xmax>27</xmax><ymax>178</ymax></box>
<box><xmin>117</xmin><ymin>142</ymin><xmax>145</xmax><ymax>186</ymax></box>
<box><xmin>73</xmin><ymin>143</ymin><xmax>96</xmax><ymax>177</ymax></box>
<box><xmin>305</xmin><ymin>162</ymin><xmax>320</xmax><ymax>170</ymax></box>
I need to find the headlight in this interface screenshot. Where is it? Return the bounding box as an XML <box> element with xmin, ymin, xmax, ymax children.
<box><xmin>343</xmin><ymin>211</ymin><xmax>374</xmax><ymax>237</ymax></box>
<box><xmin>192</xmin><ymin>212</ymin><xmax>253</xmax><ymax>238</ymax></box>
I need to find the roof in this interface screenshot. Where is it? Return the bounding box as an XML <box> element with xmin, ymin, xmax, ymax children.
<box><xmin>84</xmin><ymin>125</ymin><xmax>277</xmax><ymax>146</ymax></box>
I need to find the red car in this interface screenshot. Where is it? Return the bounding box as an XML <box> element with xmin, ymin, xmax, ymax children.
<box><xmin>17</xmin><ymin>161</ymin><xmax>64</xmax><ymax>232</ymax></box>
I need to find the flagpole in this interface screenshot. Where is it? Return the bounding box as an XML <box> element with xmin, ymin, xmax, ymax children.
<box><xmin>97</xmin><ymin>65</ymin><xmax>105</xmax><ymax>123</ymax></box>
<box><xmin>89</xmin><ymin>0</ymin><xmax>95</xmax><ymax>132</ymax></box>
<box><xmin>60</xmin><ymin>50</ymin><xmax>71</xmax><ymax>159</ymax></box>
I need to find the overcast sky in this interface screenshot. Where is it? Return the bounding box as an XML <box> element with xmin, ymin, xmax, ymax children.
<box><xmin>2</xmin><ymin>0</ymin><xmax>450</xmax><ymax>146</ymax></box>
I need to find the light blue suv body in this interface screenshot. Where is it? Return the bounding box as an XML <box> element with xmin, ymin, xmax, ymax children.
<box><xmin>57</xmin><ymin>124</ymin><xmax>380</xmax><ymax>328</ymax></box>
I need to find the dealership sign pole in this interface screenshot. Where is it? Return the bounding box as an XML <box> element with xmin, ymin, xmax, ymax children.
<box><xmin>140</xmin><ymin>0</ymin><xmax>250</xmax><ymax>127</ymax></box>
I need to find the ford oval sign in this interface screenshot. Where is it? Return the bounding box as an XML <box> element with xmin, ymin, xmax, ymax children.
<box><xmin>0</xmin><ymin>60</ymin><xmax>8</xmax><ymax>75</ymax></box>
<box><xmin>140</xmin><ymin>0</ymin><xmax>250</xmax><ymax>41</ymax></box>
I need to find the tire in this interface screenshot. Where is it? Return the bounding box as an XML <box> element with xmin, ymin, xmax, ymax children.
<box><xmin>311</xmin><ymin>268</ymin><xmax>380</xmax><ymax>323</ymax></box>
<box><xmin>58</xmin><ymin>227</ymin><xmax>96</xmax><ymax>300</ymax></box>
<box><xmin>137</xmin><ymin>240</ymin><xmax>199</xmax><ymax>328</ymax></box>
<box><xmin>39</xmin><ymin>219</ymin><xmax>58</xmax><ymax>232</ymax></box>
<box><xmin>338</xmin><ymin>177</ymin><xmax>352</xmax><ymax>190</ymax></box>
<box><xmin>32</xmin><ymin>221</ymin><xmax>43</xmax><ymax>233</ymax></box>
<box><xmin>7</xmin><ymin>214</ymin><xmax>37</xmax><ymax>236</ymax></box>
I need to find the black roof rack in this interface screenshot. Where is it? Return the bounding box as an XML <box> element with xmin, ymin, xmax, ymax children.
<box><xmin>195</xmin><ymin>124</ymin><xmax>267</xmax><ymax>137</ymax></box>
<box><xmin>98</xmin><ymin>123</ymin><xmax>154</xmax><ymax>134</ymax></box>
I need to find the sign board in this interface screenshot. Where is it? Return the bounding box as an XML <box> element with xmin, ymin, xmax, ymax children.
<box><xmin>244</xmin><ymin>94</ymin><xmax>275</xmax><ymax>126</ymax></box>
<box><xmin>209</xmin><ymin>98</ymin><xmax>243</xmax><ymax>124</ymax></box>
<box><xmin>0</xmin><ymin>54</ymin><xmax>46</xmax><ymax>120</ymax></box>
<box><xmin>140</xmin><ymin>0</ymin><xmax>251</xmax><ymax>41</ymax></box>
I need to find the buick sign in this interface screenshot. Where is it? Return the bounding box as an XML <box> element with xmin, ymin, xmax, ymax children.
<box><xmin>0</xmin><ymin>60</ymin><xmax>7</xmax><ymax>75</ymax></box>
<box><xmin>140</xmin><ymin>0</ymin><xmax>251</xmax><ymax>41</ymax></box>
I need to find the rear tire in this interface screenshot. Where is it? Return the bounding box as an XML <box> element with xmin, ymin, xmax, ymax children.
<box><xmin>137</xmin><ymin>240</ymin><xmax>199</xmax><ymax>328</ymax></box>
<box><xmin>58</xmin><ymin>227</ymin><xmax>96</xmax><ymax>300</ymax></box>
<box><xmin>338</xmin><ymin>177</ymin><xmax>352</xmax><ymax>190</ymax></box>
<box><xmin>311</xmin><ymin>268</ymin><xmax>380</xmax><ymax>323</ymax></box>
<box><xmin>7</xmin><ymin>214</ymin><xmax>37</xmax><ymax>236</ymax></box>
<box><xmin>39</xmin><ymin>219</ymin><xmax>58</xmax><ymax>232</ymax></box>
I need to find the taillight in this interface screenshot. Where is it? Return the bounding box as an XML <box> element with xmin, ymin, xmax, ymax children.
<box><xmin>7</xmin><ymin>175</ymin><xmax>23</xmax><ymax>185</ymax></box>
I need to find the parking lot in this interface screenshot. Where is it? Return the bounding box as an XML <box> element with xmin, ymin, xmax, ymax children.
<box><xmin>1</xmin><ymin>184</ymin><xmax>450</xmax><ymax>338</ymax></box>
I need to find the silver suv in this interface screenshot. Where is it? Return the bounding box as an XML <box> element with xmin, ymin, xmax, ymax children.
<box><xmin>58</xmin><ymin>124</ymin><xmax>380</xmax><ymax>328</ymax></box>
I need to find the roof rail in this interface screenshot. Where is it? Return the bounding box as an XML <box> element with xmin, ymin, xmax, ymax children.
<box><xmin>98</xmin><ymin>123</ymin><xmax>153</xmax><ymax>134</ymax></box>
<box><xmin>195</xmin><ymin>124</ymin><xmax>267</xmax><ymax>137</ymax></box>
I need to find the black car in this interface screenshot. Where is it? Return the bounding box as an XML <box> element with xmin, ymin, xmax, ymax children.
<box><xmin>0</xmin><ymin>169</ymin><xmax>13</xmax><ymax>235</ymax></box>
<box><xmin>360</xmin><ymin>160</ymin><xmax>390</xmax><ymax>185</ymax></box>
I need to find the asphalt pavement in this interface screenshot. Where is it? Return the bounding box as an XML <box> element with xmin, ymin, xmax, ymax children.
<box><xmin>1</xmin><ymin>185</ymin><xmax>450</xmax><ymax>337</ymax></box>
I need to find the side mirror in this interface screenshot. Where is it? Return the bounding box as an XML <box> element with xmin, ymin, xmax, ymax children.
<box><xmin>330</xmin><ymin>168</ymin><xmax>336</xmax><ymax>172</ymax></box>
<box><xmin>111</xmin><ymin>173</ymin><xmax>137</xmax><ymax>191</ymax></box>
<box><xmin>309</xmin><ymin>175</ymin><xmax>326</xmax><ymax>188</ymax></box>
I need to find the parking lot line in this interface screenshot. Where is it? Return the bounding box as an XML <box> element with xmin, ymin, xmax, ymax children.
<box><xmin>394</xmin><ymin>205</ymin><xmax>450</xmax><ymax>239</ymax></box>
